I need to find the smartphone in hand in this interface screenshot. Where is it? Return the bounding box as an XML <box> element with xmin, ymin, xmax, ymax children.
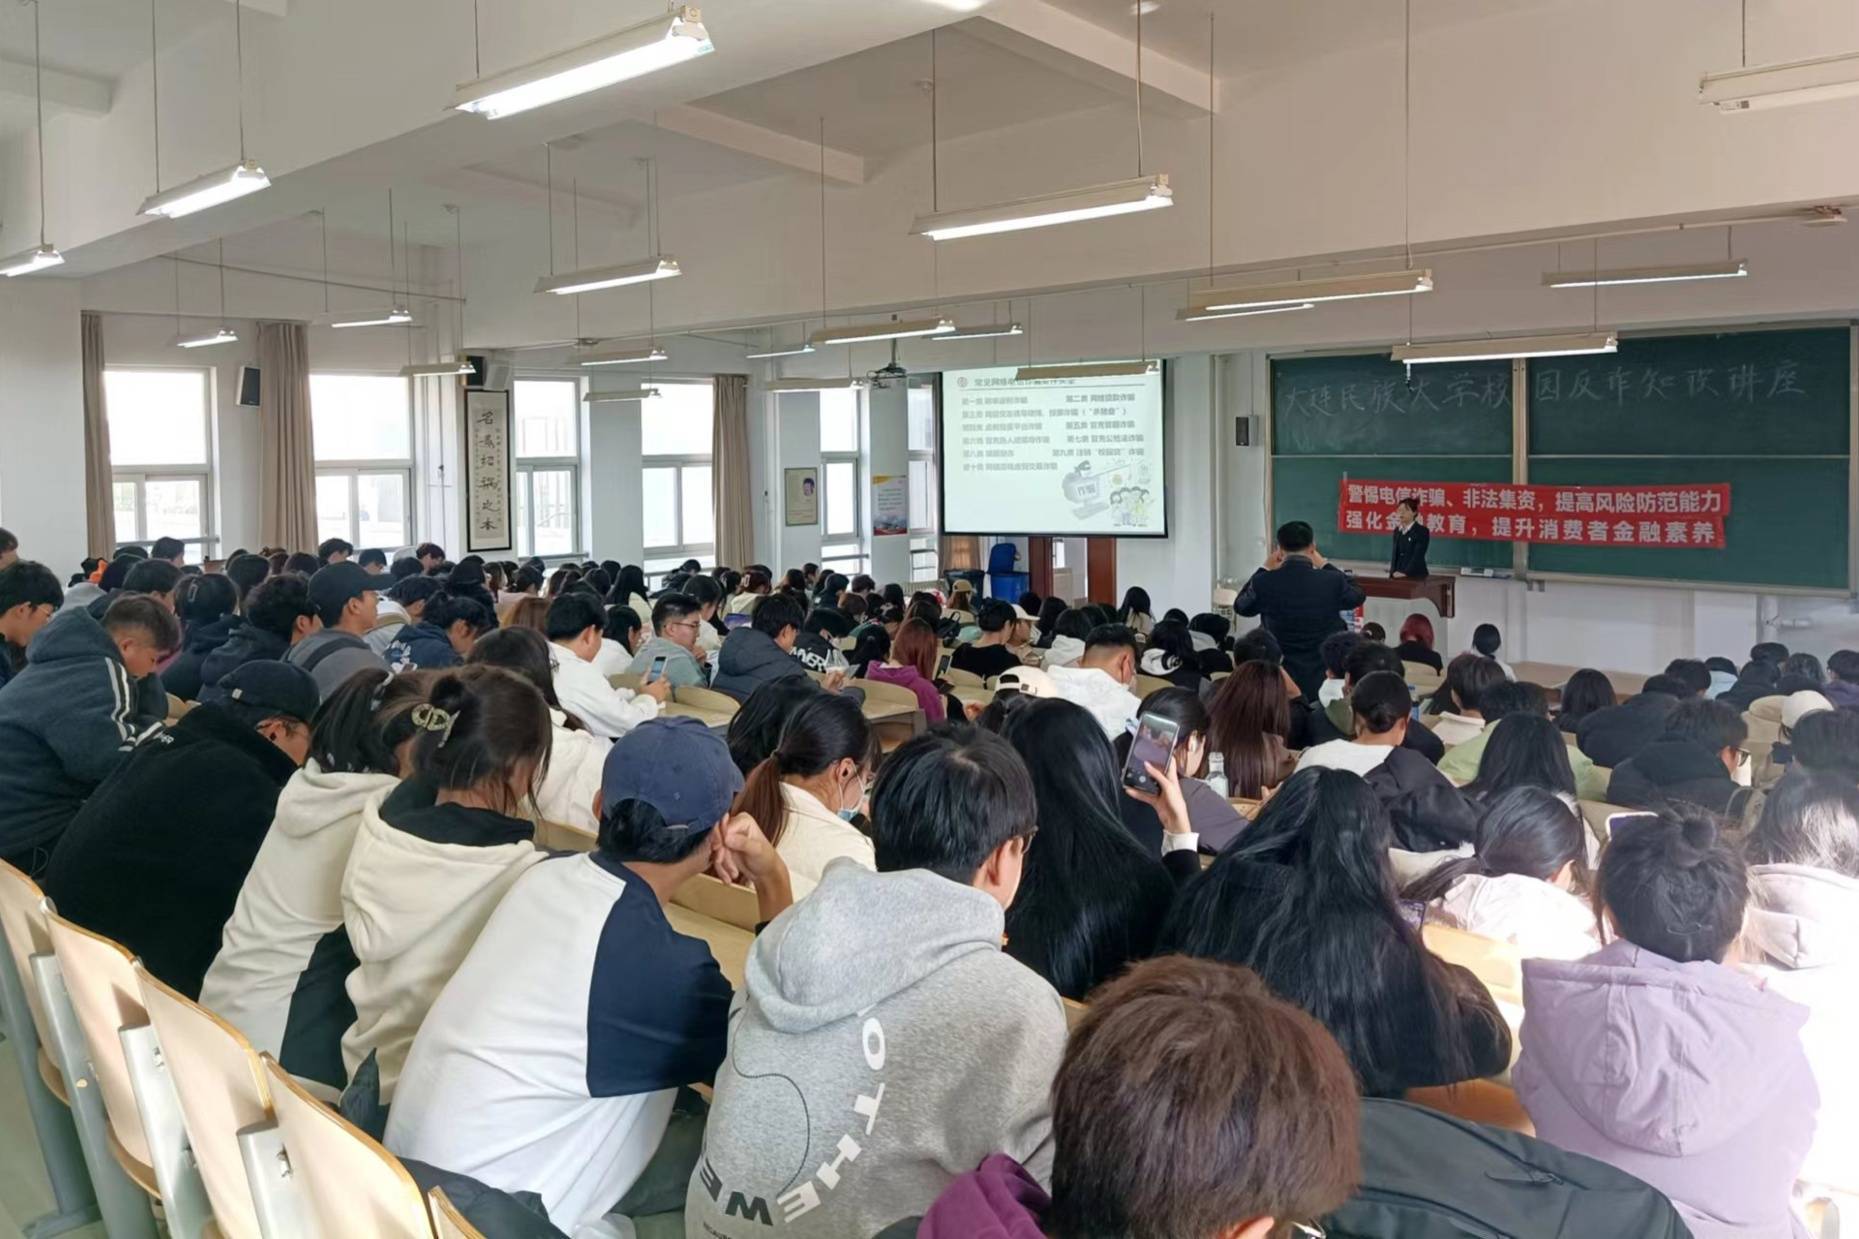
<box><xmin>647</xmin><ymin>653</ymin><xmax>670</xmax><ymax>682</ymax></box>
<box><xmin>936</xmin><ymin>651</ymin><xmax>953</xmax><ymax>680</ymax></box>
<box><xmin>1121</xmin><ymin>713</ymin><xmax>1181</xmax><ymax>794</ymax></box>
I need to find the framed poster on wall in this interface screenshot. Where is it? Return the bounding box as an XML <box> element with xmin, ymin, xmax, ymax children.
<box><xmin>465</xmin><ymin>388</ymin><xmax>513</xmax><ymax>552</ymax></box>
<box><xmin>785</xmin><ymin>467</ymin><xmax>819</xmax><ymax>527</ymax></box>
<box><xmin>871</xmin><ymin>474</ymin><xmax>908</xmax><ymax>536</ymax></box>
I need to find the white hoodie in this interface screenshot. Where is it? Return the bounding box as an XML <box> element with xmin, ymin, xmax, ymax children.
<box><xmin>340</xmin><ymin>785</ymin><xmax>544</xmax><ymax>1098</ymax></box>
<box><xmin>1045</xmin><ymin>665</ymin><xmax>1141</xmax><ymax>739</ymax></box>
<box><xmin>1742</xmin><ymin>862</ymin><xmax>1859</xmax><ymax>1203</ymax></box>
<box><xmin>201</xmin><ymin>762</ymin><xmax>399</xmax><ymax>1077</ymax></box>
<box><xmin>550</xmin><ymin>640</ymin><xmax>660</xmax><ymax>741</ymax></box>
<box><xmin>1429</xmin><ymin>872</ymin><xmax>1602</xmax><ymax>962</ymax></box>
<box><xmin>1043</xmin><ymin>635</ymin><xmax>1085</xmax><ymax>669</ymax></box>
<box><xmin>775</xmin><ymin>783</ymin><xmax>876</xmax><ymax>899</ymax></box>
<box><xmin>532</xmin><ymin>709</ymin><xmax>608</xmax><ymax>833</ymax></box>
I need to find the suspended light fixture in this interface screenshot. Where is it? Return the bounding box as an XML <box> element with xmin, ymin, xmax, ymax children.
<box><xmin>1177</xmin><ymin>302</ymin><xmax>1312</xmax><ymax>322</ymax></box>
<box><xmin>175</xmin><ymin>241</ymin><xmax>240</xmax><ymax>348</ymax></box>
<box><xmin>1701</xmin><ymin>50</ymin><xmax>1859</xmax><ymax>111</ymax></box>
<box><xmin>403</xmin><ymin>205</ymin><xmax>477</xmax><ymax>379</ymax></box>
<box><xmin>766</xmin><ymin>376</ymin><xmax>868</xmax><ymax>392</ymax></box>
<box><xmin>328</xmin><ymin>190</ymin><xmax>413</xmax><ymax>328</ymax></box>
<box><xmin>138</xmin><ymin>0</ymin><xmax>269</xmax><ymax>218</ymax></box>
<box><xmin>4</xmin><ymin>1</ymin><xmax>62</xmax><ymax>276</ymax></box>
<box><xmin>911</xmin><ymin>12</ymin><xmax>1170</xmax><ymax>241</ymax></box>
<box><xmin>535</xmin><ymin>256</ymin><xmax>681</xmax><ymax>295</ymax></box>
<box><xmin>578</xmin><ymin>344</ymin><xmax>669</xmax><ymax>367</ymax></box>
<box><xmin>584</xmin><ymin>387</ymin><xmax>662</xmax><ymax>403</ymax></box>
<box><xmin>935</xmin><ymin>321</ymin><xmax>1023</xmax><ymax>341</ymax></box>
<box><xmin>1542</xmin><ymin>259</ymin><xmax>1748</xmax><ymax>288</ymax></box>
<box><xmin>744</xmin><ymin>332</ymin><xmax>815</xmax><ymax>360</ymax></box>
<box><xmin>810</xmin><ymin>317</ymin><xmax>954</xmax><ymax>346</ymax></box>
<box><xmin>453</xmin><ymin>5</ymin><xmax>713</xmax><ymax>119</ymax></box>
<box><xmin>401</xmin><ymin>358</ymin><xmax>476</xmax><ymax>377</ymax></box>
<box><xmin>1192</xmin><ymin>269</ymin><xmax>1434</xmax><ymax>313</ymax></box>
<box><xmin>1391</xmin><ymin>331</ymin><xmax>1618</xmax><ymax>365</ymax></box>
<box><xmin>1014</xmin><ymin>360</ymin><xmax>1157</xmax><ymax>381</ymax></box>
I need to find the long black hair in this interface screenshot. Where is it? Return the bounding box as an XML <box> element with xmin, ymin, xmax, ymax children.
<box><xmin>1001</xmin><ymin>698</ymin><xmax>1177</xmax><ymax>1001</ymax></box>
<box><xmin>1118</xmin><ymin>587</ymin><xmax>1152</xmax><ymax>624</ymax></box>
<box><xmin>1464</xmin><ymin>714</ymin><xmax>1577</xmax><ymax>801</ymax></box>
<box><xmin>725</xmin><ymin>677</ymin><xmax>825</xmax><ymax>776</ymax></box>
<box><xmin>733</xmin><ymin>692</ymin><xmax>877</xmax><ymax>847</ymax></box>
<box><xmin>466</xmin><ymin>626</ymin><xmax>588</xmax><ymax>731</ymax></box>
<box><xmin>1158</xmin><ymin>767</ymin><xmax>1508</xmax><ymax>1097</ymax></box>
<box><xmin>1405</xmin><ymin>786</ymin><xmax>1591</xmax><ymax>904</ymax></box>
<box><xmin>1557</xmin><ymin>668</ymin><xmax>1616</xmax><ymax>726</ymax></box>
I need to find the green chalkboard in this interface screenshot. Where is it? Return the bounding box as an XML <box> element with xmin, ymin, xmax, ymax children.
<box><xmin>1526</xmin><ymin>457</ymin><xmax>1848</xmax><ymax>589</ymax></box>
<box><xmin>1529</xmin><ymin>328</ymin><xmax>1850</xmax><ymax>457</ymax></box>
<box><xmin>1527</xmin><ymin>327</ymin><xmax>1852</xmax><ymax>590</ymax></box>
<box><xmin>1272</xmin><ymin>456</ymin><xmax>1514</xmax><ymax>570</ymax></box>
<box><xmin>1273</xmin><ymin>354</ymin><xmax>1512</xmax><ymax>456</ymax></box>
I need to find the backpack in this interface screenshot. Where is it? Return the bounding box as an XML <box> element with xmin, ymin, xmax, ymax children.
<box><xmin>1324</xmin><ymin>1100</ymin><xmax>1693</xmax><ymax>1239</ymax></box>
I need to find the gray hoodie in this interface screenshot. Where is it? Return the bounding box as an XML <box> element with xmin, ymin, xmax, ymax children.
<box><xmin>686</xmin><ymin>859</ymin><xmax>1067</xmax><ymax>1239</ymax></box>
<box><xmin>285</xmin><ymin>628</ymin><xmax>388</xmax><ymax>701</ymax></box>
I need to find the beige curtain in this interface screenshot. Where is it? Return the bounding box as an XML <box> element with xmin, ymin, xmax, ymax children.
<box><xmin>939</xmin><ymin>535</ymin><xmax>980</xmax><ymax>572</ymax></box>
<box><xmin>80</xmin><ymin>312</ymin><xmax>116</xmax><ymax>555</ymax></box>
<box><xmin>258</xmin><ymin>321</ymin><xmax>317</xmax><ymax>550</ymax></box>
<box><xmin>711</xmin><ymin>373</ymin><xmax>754</xmax><ymax>567</ymax></box>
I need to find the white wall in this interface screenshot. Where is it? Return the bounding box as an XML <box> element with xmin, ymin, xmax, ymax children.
<box><xmin>773</xmin><ymin>392</ymin><xmax>823</xmax><ymax>572</ymax></box>
<box><xmin>0</xmin><ymin>280</ymin><xmax>85</xmax><ymax>573</ymax></box>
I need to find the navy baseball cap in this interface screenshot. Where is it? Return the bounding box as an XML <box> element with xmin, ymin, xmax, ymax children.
<box><xmin>601</xmin><ymin>716</ymin><xmax>744</xmax><ymax>830</ymax></box>
<box><xmin>308</xmin><ymin>561</ymin><xmax>377</xmax><ymax>617</ymax></box>
<box><xmin>204</xmin><ymin>660</ymin><xmax>320</xmax><ymax>724</ymax></box>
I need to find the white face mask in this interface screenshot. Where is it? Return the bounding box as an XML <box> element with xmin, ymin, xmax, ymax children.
<box><xmin>1731</xmin><ymin>758</ymin><xmax>1753</xmax><ymax>787</ymax></box>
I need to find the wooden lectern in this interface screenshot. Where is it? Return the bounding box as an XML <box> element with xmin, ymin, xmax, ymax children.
<box><xmin>1356</xmin><ymin>574</ymin><xmax>1456</xmax><ymax>618</ymax></box>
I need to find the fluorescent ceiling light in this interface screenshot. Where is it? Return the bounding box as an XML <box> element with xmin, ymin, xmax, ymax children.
<box><xmin>400</xmin><ymin>358</ymin><xmax>477</xmax><ymax>377</ymax></box>
<box><xmin>1014</xmin><ymin>360</ymin><xmax>1158</xmax><ymax>381</ymax></box>
<box><xmin>935</xmin><ymin>321</ymin><xmax>1024</xmax><ymax>341</ymax></box>
<box><xmin>534</xmin><ymin>256</ymin><xmax>681</xmax><ymax>295</ymax></box>
<box><xmin>453</xmin><ymin>6</ymin><xmax>713</xmax><ymax>119</ymax></box>
<box><xmin>810</xmin><ymin>318</ymin><xmax>954</xmax><ymax>346</ymax></box>
<box><xmin>1176</xmin><ymin>303</ymin><xmax>1313</xmax><ymax>322</ymax></box>
<box><xmin>578</xmin><ymin>344</ymin><xmax>669</xmax><ymax>368</ymax></box>
<box><xmin>0</xmin><ymin>244</ymin><xmax>64</xmax><ymax>277</ymax></box>
<box><xmin>1195</xmin><ymin>268</ymin><xmax>1434</xmax><ymax>313</ymax></box>
<box><xmin>327</xmin><ymin>307</ymin><xmax>414</xmax><ymax>329</ymax></box>
<box><xmin>138</xmin><ymin>160</ymin><xmax>270</xmax><ymax>219</ymax></box>
<box><xmin>176</xmin><ymin>326</ymin><xmax>240</xmax><ymax>349</ymax></box>
<box><xmin>766</xmin><ymin>377</ymin><xmax>868</xmax><ymax>392</ymax></box>
<box><xmin>1701</xmin><ymin>50</ymin><xmax>1859</xmax><ymax>112</ymax></box>
<box><xmin>744</xmin><ymin>341</ymin><xmax>816</xmax><ymax>359</ymax></box>
<box><xmin>584</xmin><ymin>387</ymin><xmax>661</xmax><ymax>403</ymax></box>
<box><xmin>1542</xmin><ymin>259</ymin><xmax>1748</xmax><ymax>288</ymax></box>
<box><xmin>1391</xmin><ymin>331</ymin><xmax>1618</xmax><ymax>365</ymax></box>
<box><xmin>912</xmin><ymin>174</ymin><xmax>1172</xmax><ymax>241</ymax></box>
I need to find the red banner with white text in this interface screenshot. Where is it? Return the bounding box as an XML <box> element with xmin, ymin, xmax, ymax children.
<box><xmin>1337</xmin><ymin>480</ymin><xmax>1729</xmax><ymax>548</ymax></box>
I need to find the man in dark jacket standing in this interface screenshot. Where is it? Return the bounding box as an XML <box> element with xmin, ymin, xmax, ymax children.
<box><xmin>42</xmin><ymin>661</ymin><xmax>317</xmax><ymax>998</ymax></box>
<box><xmin>0</xmin><ymin>597</ymin><xmax>179</xmax><ymax>876</ymax></box>
<box><xmin>1577</xmin><ymin>675</ymin><xmax>1686</xmax><ymax>769</ymax></box>
<box><xmin>1235</xmin><ymin>521</ymin><xmax>1366</xmax><ymax>701</ymax></box>
<box><xmin>1605</xmin><ymin>698</ymin><xmax>1754</xmax><ymax>819</ymax></box>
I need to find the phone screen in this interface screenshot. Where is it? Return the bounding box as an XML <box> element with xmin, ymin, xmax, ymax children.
<box><xmin>1398</xmin><ymin>899</ymin><xmax>1427</xmax><ymax>930</ymax></box>
<box><xmin>648</xmin><ymin>654</ymin><xmax>669</xmax><ymax>682</ymax></box>
<box><xmin>936</xmin><ymin>652</ymin><xmax>953</xmax><ymax>680</ymax></box>
<box><xmin>1122</xmin><ymin>713</ymin><xmax>1181</xmax><ymax>793</ymax></box>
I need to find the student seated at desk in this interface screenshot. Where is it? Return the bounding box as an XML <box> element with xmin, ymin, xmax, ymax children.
<box><xmin>1607</xmin><ymin>699</ymin><xmax>1757</xmax><ymax>821</ymax></box>
<box><xmin>733</xmin><ymin>692</ymin><xmax>878</xmax><ymax>898</ymax></box>
<box><xmin>1440</xmin><ymin>681</ymin><xmax>1610</xmax><ymax>800</ymax></box>
<box><xmin>951</xmin><ymin>599</ymin><xmax>1025</xmax><ymax>680</ymax></box>
<box><xmin>1207</xmin><ymin>661</ymin><xmax>1300</xmax><ymax>800</ymax></box>
<box><xmin>1517</xmin><ymin>811</ymin><xmax>1815</xmax><ymax>1239</ymax></box>
<box><xmin>1396</xmin><ymin>612</ymin><xmax>1444</xmax><ymax>674</ymax></box>
<box><xmin>546</xmin><ymin>592</ymin><xmax>668</xmax><ymax>739</ymax></box>
<box><xmin>388</xmin><ymin>718</ymin><xmax>787</xmax><ymax>1236</ymax></box>
<box><xmin>1555</xmin><ymin>667</ymin><xmax>1617</xmax><ymax>735</ymax></box>
<box><xmin>1423</xmin><ymin>653</ymin><xmax>1507</xmax><ymax>747</ymax></box>
<box><xmin>687</xmin><ymin>728</ymin><xmax>1067</xmax><ymax>1238</ymax></box>
<box><xmin>1303</xmin><ymin>640</ymin><xmax>1448</xmax><ymax>766</ymax></box>
<box><xmin>865</xmin><ymin>617</ymin><xmax>949</xmax><ymax>722</ymax></box>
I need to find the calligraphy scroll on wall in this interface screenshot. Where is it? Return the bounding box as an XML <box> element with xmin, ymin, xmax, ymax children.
<box><xmin>465</xmin><ymin>389</ymin><xmax>513</xmax><ymax>553</ymax></box>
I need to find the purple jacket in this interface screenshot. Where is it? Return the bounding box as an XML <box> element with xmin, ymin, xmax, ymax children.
<box><xmin>1820</xmin><ymin>678</ymin><xmax>1859</xmax><ymax>710</ymax></box>
<box><xmin>1515</xmin><ymin>939</ymin><xmax>1818</xmax><ymax>1239</ymax></box>
<box><xmin>918</xmin><ymin>1155</ymin><xmax>1049</xmax><ymax>1239</ymax></box>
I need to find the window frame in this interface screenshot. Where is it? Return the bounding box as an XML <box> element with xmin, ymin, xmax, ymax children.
<box><xmin>105</xmin><ymin>365</ymin><xmax>217</xmax><ymax>557</ymax></box>
<box><xmin>310</xmin><ymin>371</ymin><xmax>416</xmax><ymax>550</ymax></box>
<box><xmin>907</xmin><ymin>379</ymin><xmax>940</xmax><ymax>580</ymax></box>
<box><xmin>512</xmin><ymin>375</ymin><xmax>587</xmax><ymax>560</ymax></box>
<box><xmin>641</xmin><ymin>379</ymin><xmax>717</xmax><ymax>565</ymax></box>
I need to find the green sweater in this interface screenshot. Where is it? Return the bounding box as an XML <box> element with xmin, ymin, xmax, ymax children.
<box><xmin>1437</xmin><ymin>721</ymin><xmax>1610</xmax><ymax>801</ymax></box>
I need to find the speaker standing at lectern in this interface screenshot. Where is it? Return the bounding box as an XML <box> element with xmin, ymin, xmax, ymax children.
<box><xmin>1389</xmin><ymin>495</ymin><xmax>1430</xmax><ymax>580</ymax></box>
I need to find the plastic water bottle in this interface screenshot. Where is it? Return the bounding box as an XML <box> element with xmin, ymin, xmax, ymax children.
<box><xmin>1204</xmin><ymin>751</ymin><xmax>1229</xmax><ymax>798</ymax></box>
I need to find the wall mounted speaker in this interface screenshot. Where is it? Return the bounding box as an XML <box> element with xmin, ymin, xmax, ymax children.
<box><xmin>237</xmin><ymin>366</ymin><xmax>261</xmax><ymax>408</ymax></box>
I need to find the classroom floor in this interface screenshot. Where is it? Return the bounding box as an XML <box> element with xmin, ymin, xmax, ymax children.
<box><xmin>0</xmin><ymin>1036</ymin><xmax>106</xmax><ymax>1239</ymax></box>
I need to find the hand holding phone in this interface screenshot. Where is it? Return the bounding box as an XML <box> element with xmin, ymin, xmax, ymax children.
<box><xmin>647</xmin><ymin>653</ymin><xmax>670</xmax><ymax>683</ymax></box>
<box><xmin>1122</xmin><ymin>713</ymin><xmax>1181</xmax><ymax>795</ymax></box>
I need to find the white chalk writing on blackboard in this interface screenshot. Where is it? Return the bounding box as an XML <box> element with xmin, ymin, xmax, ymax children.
<box><xmin>1535</xmin><ymin>360</ymin><xmax>1808</xmax><ymax>405</ymax></box>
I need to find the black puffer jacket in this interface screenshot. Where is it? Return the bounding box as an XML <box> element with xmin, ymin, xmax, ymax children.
<box><xmin>162</xmin><ymin>614</ymin><xmax>245</xmax><ymax>701</ymax></box>
<box><xmin>1606</xmin><ymin>739</ymin><xmax>1753</xmax><ymax>818</ymax></box>
<box><xmin>1577</xmin><ymin>692</ymin><xmax>1679</xmax><ymax>770</ymax></box>
<box><xmin>1363</xmin><ymin>747</ymin><xmax>1479</xmax><ymax>852</ymax></box>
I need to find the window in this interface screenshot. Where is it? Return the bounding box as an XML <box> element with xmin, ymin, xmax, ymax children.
<box><xmin>310</xmin><ymin>374</ymin><xmax>413</xmax><ymax>550</ymax></box>
<box><xmin>907</xmin><ymin>382</ymin><xmax>939</xmax><ymax>580</ymax></box>
<box><xmin>819</xmin><ymin>388</ymin><xmax>866</xmax><ymax>577</ymax></box>
<box><xmin>642</xmin><ymin>380</ymin><xmax>715</xmax><ymax>565</ymax></box>
<box><xmin>105</xmin><ymin>368</ymin><xmax>215</xmax><ymax>556</ymax></box>
<box><xmin>512</xmin><ymin>377</ymin><xmax>582</xmax><ymax>559</ymax></box>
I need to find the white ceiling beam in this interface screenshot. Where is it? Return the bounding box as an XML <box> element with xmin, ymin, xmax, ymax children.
<box><xmin>656</xmin><ymin>105</ymin><xmax>865</xmax><ymax>185</ymax></box>
<box><xmin>961</xmin><ymin>0</ymin><xmax>1212</xmax><ymax>119</ymax></box>
<box><xmin>0</xmin><ymin>57</ymin><xmax>111</xmax><ymax>117</ymax></box>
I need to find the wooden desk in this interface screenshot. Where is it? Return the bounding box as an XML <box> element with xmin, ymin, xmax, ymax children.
<box><xmin>1355</xmin><ymin>573</ymin><xmax>1456</xmax><ymax>618</ymax></box>
<box><xmin>665</xmin><ymin>904</ymin><xmax>753</xmax><ymax>987</ymax></box>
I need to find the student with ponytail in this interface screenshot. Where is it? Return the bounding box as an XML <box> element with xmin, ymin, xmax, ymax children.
<box><xmin>340</xmin><ymin>665</ymin><xmax>553</xmax><ymax>1098</ymax></box>
<box><xmin>1517</xmin><ymin>810</ymin><xmax>1817</xmax><ymax>1239</ymax></box>
<box><xmin>203</xmin><ymin>667</ymin><xmax>429</xmax><ymax>1088</ymax></box>
<box><xmin>732</xmin><ymin>691</ymin><xmax>880</xmax><ymax>897</ymax></box>
<box><xmin>1404</xmin><ymin>787</ymin><xmax>1600</xmax><ymax>960</ymax></box>
<box><xmin>469</xmin><ymin>626</ymin><xmax>610</xmax><ymax>832</ymax></box>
